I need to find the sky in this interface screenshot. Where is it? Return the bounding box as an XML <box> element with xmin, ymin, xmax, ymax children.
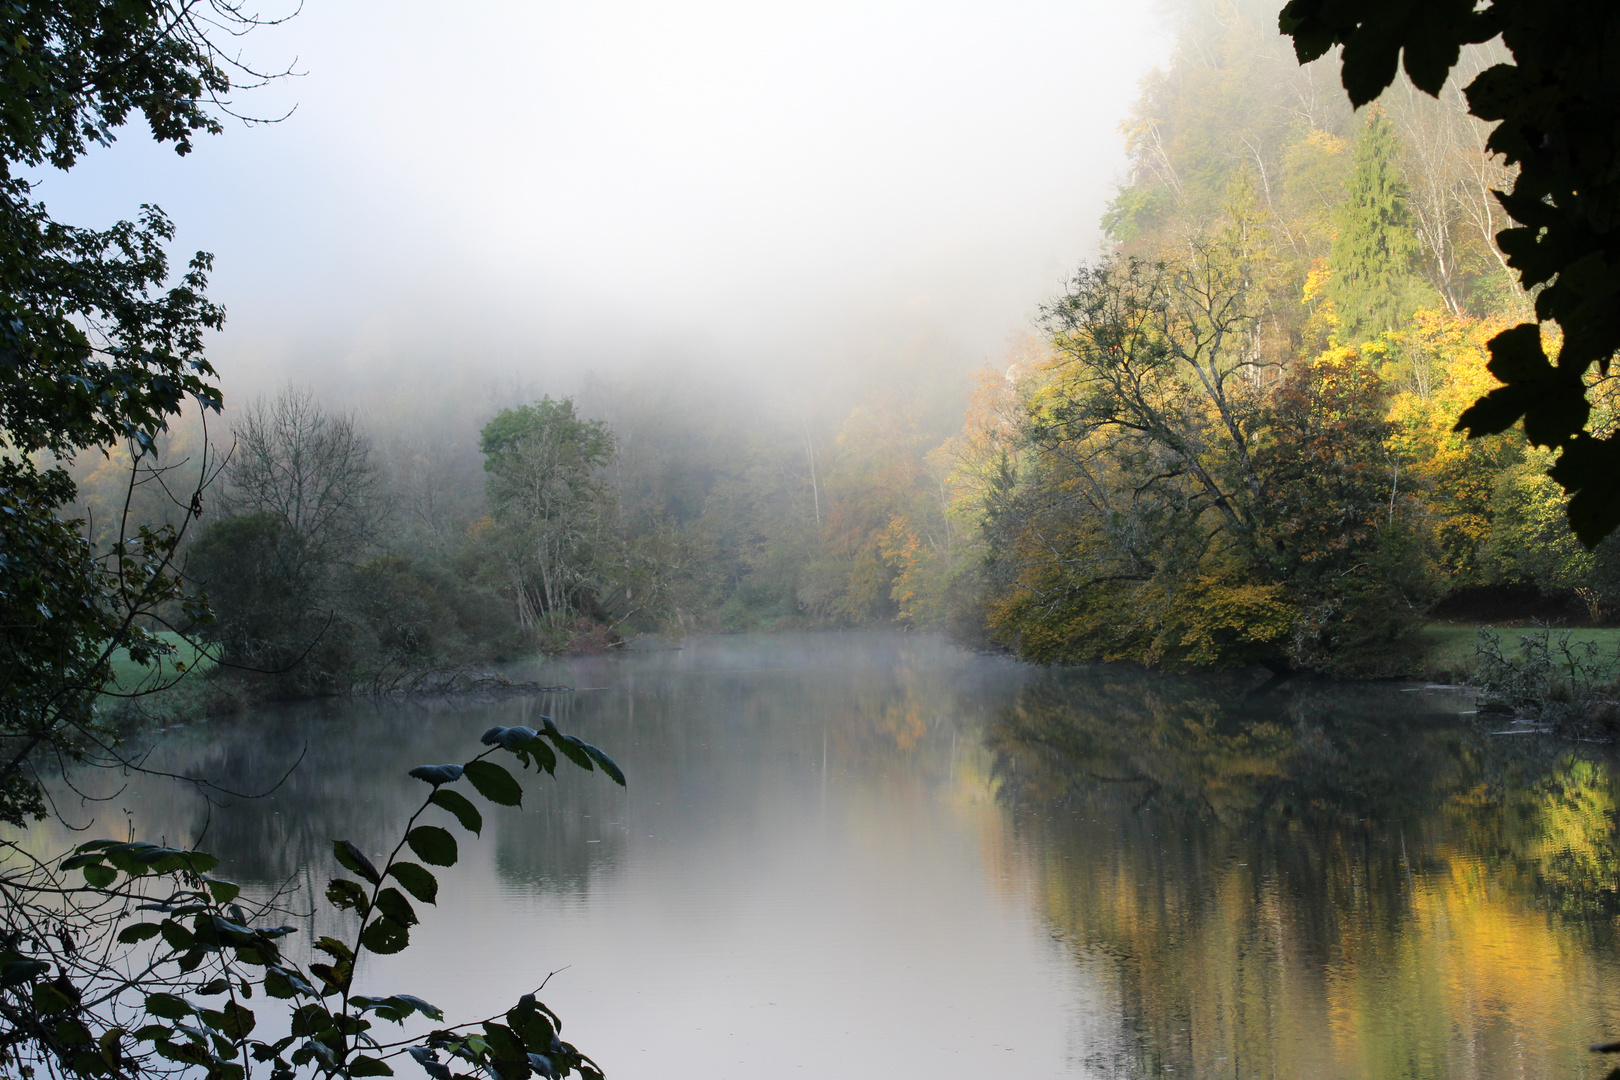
<box><xmin>34</xmin><ymin>0</ymin><xmax>1172</xmax><ymax>404</ymax></box>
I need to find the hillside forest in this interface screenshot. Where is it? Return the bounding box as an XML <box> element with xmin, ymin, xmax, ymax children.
<box><xmin>68</xmin><ymin>0</ymin><xmax>1603</xmax><ymax>688</ymax></box>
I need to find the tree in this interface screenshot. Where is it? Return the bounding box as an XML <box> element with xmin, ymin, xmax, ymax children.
<box><xmin>0</xmin><ymin>12</ymin><xmax>621</xmax><ymax>1076</ymax></box>
<box><xmin>0</xmin><ymin>0</ymin><xmax>283</xmax><ymax>826</ymax></box>
<box><xmin>220</xmin><ymin>387</ymin><xmax>387</xmax><ymax>574</ymax></box>
<box><xmin>1326</xmin><ymin>106</ymin><xmax>1431</xmax><ymax>343</ymax></box>
<box><xmin>979</xmin><ymin>236</ymin><xmax>1428</xmax><ymax>673</ymax></box>
<box><xmin>1253</xmin><ymin>348</ymin><xmax>1435</xmax><ymax>670</ymax></box>
<box><xmin>1278</xmin><ymin>0</ymin><xmax>1620</xmax><ymax>546</ymax></box>
<box><xmin>184</xmin><ymin>389</ymin><xmax>390</xmax><ymax>689</ymax></box>
<box><xmin>478</xmin><ymin>398</ymin><xmax>617</xmax><ymax>632</ymax></box>
<box><xmin>986</xmin><ymin>246</ymin><xmax>1298</xmax><ymax>669</ymax></box>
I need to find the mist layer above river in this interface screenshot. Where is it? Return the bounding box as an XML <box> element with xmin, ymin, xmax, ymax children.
<box><xmin>23</xmin><ymin>633</ymin><xmax>1620</xmax><ymax>1078</ymax></box>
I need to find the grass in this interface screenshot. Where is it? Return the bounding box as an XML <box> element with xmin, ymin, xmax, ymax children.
<box><xmin>104</xmin><ymin>631</ymin><xmax>217</xmax><ymax>695</ymax></box>
<box><xmin>1417</xmin><ymin>624</ymin><xmax>1620</xmax><ymax>683</ymax></box>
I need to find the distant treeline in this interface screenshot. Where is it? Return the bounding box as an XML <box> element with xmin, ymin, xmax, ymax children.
<box><xmin>67</xmin><ymin>351</ymin><xmax>977</xmax><ymax>693</ymax></box>
<box><xmin>63</xmin><ymin>0</ymin><xmax>1620</xmax><ymax>685</ymax></box>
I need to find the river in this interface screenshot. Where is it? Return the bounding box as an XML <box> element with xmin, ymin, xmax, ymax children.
<box><xmin>28</xmin><ymin>632</ymin><xmax>1620</xmax><ymax>1078</ymax></box>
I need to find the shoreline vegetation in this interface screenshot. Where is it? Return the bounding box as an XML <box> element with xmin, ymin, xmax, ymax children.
<box><xmin>107</xmin><ymin>622</ymin><xmax>1620</xmax><ymax>748</ymax></box>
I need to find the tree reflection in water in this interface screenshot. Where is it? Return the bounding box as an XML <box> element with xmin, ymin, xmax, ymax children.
<box><xmin>986</xmin><ymin>670</ymin><xmax>1620</xmax><ymax>1080</ymax></box>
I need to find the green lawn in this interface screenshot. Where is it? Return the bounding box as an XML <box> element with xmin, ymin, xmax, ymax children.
<box><xmin>104</xmin><ymin>631</ymin><xmax>217</xmax><ymax>694</ymax></box>
<box><xmin>1417</xmin><ymin>624</ymin><xmax>1620</xmax><ymax>682</ymax></box>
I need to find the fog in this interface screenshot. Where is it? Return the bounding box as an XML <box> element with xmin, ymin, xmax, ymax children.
<box><xmin>30</xmin><ymin>0</ymin><xmax>1168</xmax><ymax>404</ymax></box>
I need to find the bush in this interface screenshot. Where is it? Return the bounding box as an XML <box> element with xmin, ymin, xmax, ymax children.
<box><xmin>1474</xmin><ymin>626</ymin><xmax>1620</xmax><ymax>737</ymax></box>
<box><xmin>189</xmin><ymin>517</ymin><xmax>524</xmax><ymax>695</ymax></box>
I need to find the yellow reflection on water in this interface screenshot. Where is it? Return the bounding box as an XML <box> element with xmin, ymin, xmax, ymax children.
<box><xmin>988</xmin><ymin>673</ymin><xmax>1620</xmax><ymax>1079</ymax></box>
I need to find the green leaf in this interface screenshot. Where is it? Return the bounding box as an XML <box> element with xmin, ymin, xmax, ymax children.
<box><xmin>33</xmin><ymin>983</ymin><xmax>73</xmax><ymax>1015</ymax></box>
<box><xmin>522</xmin><ymin>736</ymin><xmax>558</xmax><ymax>775</ymax></box>
<box><xmin>480</xmin><ymin>725</ymin><xmax>539</xmax><ymax>749</ymax></box>
<box><xmin>388</xmin><ymin>862</ymin><xmax>438</xmax><ymax>904</ymax></box>
<box><xmin>359</xmin><ymin>917</ymin><xmax>410</xmax><ymax>956</ymax></box>
<box><xmin>158</xmin><ymin>921</ymin><xmax>194</xmax><ymax>953</ymax></box>
<box><xmin>219</xmin><ymin>1002</ymin><xmax>255</xmax><ymax>1040</ymax></box>
<box><xmin>409</xmin><ymin>764</ymin><xmax>463</xmax><ymax>786</ymax></box>
<box><xmin>430</xmin><ymin>789</ymin><xmax>483</xmax><ymax>835</ymax></box>
<box><xmin>59</xmin><ymin>852</ymin><xmax>104</xmax><ymax>872</ymax></box>
<box><xmin>263</xmin><ymin>966</ymin><xmax>315</xmax><ymax>1000</ymax></box>
<box><xmin>53</xmin><ymin>1017</ymin><xmax>93</xmax><ymax>1046</ymax></box>
<box><xmin>462</xmin><ymin>760</ymin><xmax>522</xmax><ymax>807</ymax></box>
<box><xmin>1485</xmin><ymin>322</ymin><xmax>1551</xmax><ymax>383</ymax></box>
<box><xmin>481</xmin><ymin>1022</ymin><xmax>525</xmax><ymax>1062</ymax></box>
<box><xmin>391</xmin><ymin>994</ymin><xmax>442</xmax><ymax>1021</ymax></box>
<box><xmin>541</xmin><ymin>720</ymin><xmax>597</xmax><ymax>773</ymax></box>
<box><xmin>1550</xmin><ymin>437</ymin><xmax>1620</xmax><ymax>548</ymax></box>
<box><xmin>154</xmin><ymin>850</ymin><xmax>219</xmax><ymax>876</ymax></box>
<box><xmin>99</xmin><ymin>1027</ymin><xmax>126</xmax><ymax>1066</ymax></box>
<box><xmin>556</xmin><ymin>734</ymin><xmax>595</xmax><ymax>772</ymax></box>
<box><xmin>204</xmin><ymin>878</ymin><xmax>241</xmax><ymax>905</ymax></box>
<box><xmin>325</xmin><ymin>878</ymin><xmax>370</xmax><ymax>914</ymax></box>
<box><xmin>373</xmin><ymin>887</ymin><xmax>418</xmax><ymax>928</ymax></box>
<box><xmin>348</xmin><ymin>1054</ymin><xmax>395</xmax><ymax>1076</ymax></box>
<box><xmin>116</xmin><ymin>923</ymin><xmax>162</xmax><ymax>945</ymax></box>
<box><xmin>82</xmin><ymin>863</ymin><xmax>116</xmax><ymax>889</ymax></box>
<box><xmin>314</xmin><ymin>936</ymin><xmax>355</xmax><ymax>963</ymax></box>
<box><xmin>409</xmin><ymin>1046</ymin><xmax>453</xmax><ymax>1080</ymax></box>
<box><xmin>406</xmin><ymin>826</ymin><xmax>457</xmax><ymax>867</ymax></box>
<box><xmin>144</xmin><ymin>993</ymin><xmax>191</xmax><ymax>1020</ymax></box>
<box><xmin>507</xmin><ymin>998</ymin><xmax>557</xmax><ymax>1053</ymax></box>
<box><xmin>104</xmin><ymin>849</ymin><xmax>147</xmax><ymax>878</ymax></box>
<box><xmin>332</xmin><ymin>840</ymin><xmax>382</xmax><ymax>885</ymax></box>
<box><xmin>1522</xmin><ymin>379</ymin><xmax>1590</xmax><ymax>450</ymax></box>
<box><xmin>1455</xmin><ymin>385</ymin><xmax>1528</xmax><ymax>438</ymax></box>
<box><xmin>581</xmin><ymin>743</ymin><xmax>626</xmax><ymax>787</ymax></box>
<box><xmin>73</xmin><ymin>839</ymin><xmax>120</xmax><ymax>853</ymax></box>
<box><xmin>1341</xmin><ymin>40</ymin><xmax>1400</xmax><ymax>108</ymax></box>
<box><xmin>308</xmin><ymin>962</ymin><xmax>350</xmax><ymax>997</ymax></box>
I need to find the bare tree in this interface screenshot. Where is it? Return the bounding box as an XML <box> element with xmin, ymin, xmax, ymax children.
<box><xmin>219</xmin><ymin>385</ymin><xmax>388</xmax><ymax>570</ymax></box>
<box><xmin>1387</xmin><ymin>41</ymin><xmax>1523</xmax><ymax>317</ymax></box>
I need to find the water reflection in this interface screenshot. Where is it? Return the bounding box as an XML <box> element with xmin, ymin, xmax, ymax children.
<box><xmin>14</xmin><ymin>635</ymin><xmax>1620</xmax><ymax>1078</ymax></box>
<box><xmin>988</xmin><ymin>669</ymin><xmax>1620</xmax><ymax>1078</ymax></box>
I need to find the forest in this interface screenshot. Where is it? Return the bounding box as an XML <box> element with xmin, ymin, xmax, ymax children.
<box><xmin>55</xmin><ymin>0</ymin><xmax>1603</xmax><ymax>694</ymax></box>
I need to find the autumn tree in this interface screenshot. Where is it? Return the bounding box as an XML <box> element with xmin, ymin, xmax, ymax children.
<box><xmin>974</xmin><ymin>231</ymin><xmax>1429</xmax><ymax>672</ymax></box>
<box><xmin>1254</xmin><ymin>349</ymin><xmax>1435</xmax><ymax>669</ymax></box>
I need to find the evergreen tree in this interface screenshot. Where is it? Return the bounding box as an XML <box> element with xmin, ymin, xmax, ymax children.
<box><xmin>1327</xmin><ymin>107</ymin><xmax>1430</xmax><ymax>343</ymax></box>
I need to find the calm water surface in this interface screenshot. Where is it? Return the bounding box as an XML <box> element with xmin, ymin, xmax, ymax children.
<box><xmin>33</xmin><ymin>632</ymin><xmax>1620</xmax><ymax>1078</ymax></box>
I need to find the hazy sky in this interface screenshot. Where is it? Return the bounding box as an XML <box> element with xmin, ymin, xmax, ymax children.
<box><xmin>35</xmin><ymin>0</ymin><xmax>1171</xmax><ymax>400</ymax></box>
